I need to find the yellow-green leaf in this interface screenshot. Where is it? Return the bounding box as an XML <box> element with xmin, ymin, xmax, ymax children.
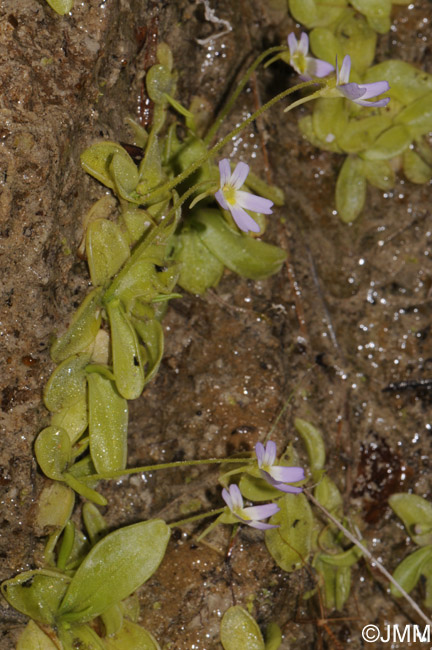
<box><xmin>58</xmin><ymin>520</ymin><xmax>170</xmax><ymax>623</ymax></box>
<box><xmin>88</xmin><ymin>371</ymin><xmax>128</xmax><ymax>473</ymax></box>
<box><xmin>220</xmin><ymin>606</ymin><xmax>265</xmax><ymax>650</ymax></box>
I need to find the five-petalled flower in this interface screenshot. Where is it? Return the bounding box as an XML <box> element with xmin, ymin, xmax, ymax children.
<box><xmin>255</xmin><ymin>441</ymin><xmax>305</xmax><ymax>493</ymax></box>
<box><xmin>215</xmin><ymin>159</ymin><xmax>273</xmax><ymax>234</ymax></box>
<box><xmin>334</xmin><ymin>55</ymin><xmax>390</xmax><ymax>107</ymax></box>
<box><xmin>221</xmin><ymin>484</ymin><xmax>279</xmax><ymax>529</ymax></box>
<box><xmin>287</xmin><ymin>32</ymin><xmax>334</xmax><ymax>80</ymax></box>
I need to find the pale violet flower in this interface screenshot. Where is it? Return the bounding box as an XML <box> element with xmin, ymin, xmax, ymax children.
<box><xmin>287</xmin><ymin>32</ymin><xmax>334</xmax><ymax>80</ymax></box>
<box><xmin>221</xmin><ymin>484</ymin><xmax>279</xmax><ymax>530</ymax></box>
<box><xmin>255</xmin><ymin>441</ymin><xmax>305</xmax><ymax>494</ymax></box>
<box><xmin>215</xmin><ymin>159</ymin><xmax>273</xmax><ymax>234</ymax></box>
<box><xmin>335</xmin><ymin>55</ymin><xmax>390</xmax><ymax>108</ymax></box>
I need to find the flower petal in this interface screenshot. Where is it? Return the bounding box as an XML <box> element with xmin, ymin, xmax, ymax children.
<box><xmin>221</xmin><ymin>487</ymin><xmax>233</xmax><ymax>510</ymax></box>
<box><xmin>352</xmin><ymin>97</ymin><xmax>391</xmax><ymax>108</ymax></box>
<box><xmin>298</xmin><ymin>32</ymin><xmax>309</xmax><ymax>56</ymax></box>
<box><xmin>230</xmin><ymin>161</ymin><xmax>250</xmax><ymax>189</ymax></box>
<box><xmin>338</xmin><ymin>82</ymin><xmax>367</xmax><ymax>101</ymax></box>
<box><xmin>228</xmin><ymin>483</ymin><xmax>244</xmax><ymax>510</ymax></box>
<box><xmin>255</xmin><ymin>441</ymin><xmax>265</xmax><ymax>466</ymax></box>
<box><xmin>337</xmin><ymin>55</ymin><xmax>351</xmax><ymax>85</ymax></box>
<box><xmin>287</xmin><ymin>32</ymin><xmax>297</xmax><ymax>56</ymax></box>
<box><xmin>263</xmin><ymin>440</ymin><xmax>277</xmax><ymax>466</ymax></box>
<box><xmin>306</xmin><ymin>57</ymin><xmax>334</xmax><ymax>78</ymax></box>
<box><xmin>230</xmin><ymin>204</ymin><xmax>261</xmax><ymax>233</ymax></box>
<box><xmin>357</xmin><ymin>80</ymin><xmax>390</xmax><ymax>99</ymax></box>
<box><xmin>235</xmin><ymin>190</ymin><xmax>273</xmax><ymax>214</ymax></box>
<box><xmin>215</xmin><ymin>189</ymin><xmax>230</xmax><ymax>211</ymax></box>
<box><xmin>218</xmin><ymin>159</ymin><xmax>231</xmax><ymax>187</ymax></box>
<box><xmin>243</xmin><ymin>503</ymin><xmax>280</xmax><ymax>520</ymax></box>
<box><xmin>267</xmin><ymin>465</ymin><xmax>305</xmax><ymax>483</ymax></box>
<box><xmin>247</xmin><ymin>520</ymin><xmax>279</xmax><ymax>530</ymax></box>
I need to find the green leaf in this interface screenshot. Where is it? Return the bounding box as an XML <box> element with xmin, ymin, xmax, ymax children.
<box><xmin>350</xmin><ymin>0</ymin><xmax>391</xmax><ymax>21</ymax></box>
<box><xmin>391</xmin><ymin>546</ymin><xmax>432</xmax><ymax>597</ymax></box>
<box><xmin>121</xmin><ymin>206</ymin><xmax>153</xmax><ymax>243</ymax></box>
<box><xmin>81</xmin><ymin>142</ymin><xmax>135</xmax><ymax>191</ymax></box>
<box><xmin>107</xmin><ymin>300</ymin><xmax>145</xmax><ymax>400</ymax></box>
<box><xmin>362</xmin><ymin>159</ymin><xmax>395</xmax><ymax>190</ymax></box>
<box><xmin>51</xmin><ymin>288</ymin><xmax>103</xmax><ymax>363</ymax></box>
<box><xmin>288</xmin><ymin>0</ymin><xmax>346</xmax><ymax>28</ymax></box>
<box><xmin>402</xmin><ymin>149</ymin><xmax>432</xmax><ymax>184</ymax></box>
<box><xmin>314</xmin><ymin>476</ymin><xmax>343</xmax><ymax>516</ymax></box>
<box><xmin>338</xmin><ymin>115</ymin><xmax>392</xmax><ymax>154</ymax></box>
<box><xmin>220</xmin><ymin>606</ymin><xmax>265</xmax><ymax>650</ymax></box>
<box><xmin>58</xmin><ymin>624</ymin><xmax>106</xmax><ymax>650</ymax></box>
<box><xmin>132</xmin><ymin>317</ymin><xmax>164</xmax><ymax>384</ymax></box>
<box><xmin>58</xmin><ymin>520</ymin><xmax>170</xmax><ymax>623</ymax></box>
<box><xmin>86</xmin><ymin>219</ymin><xmax>130</xmax><ymax>287</ymax></box>
<box><xmin>395</xmin><ymin>91</ymin><xmax>432</xmax><ymax>138</ymax></box>
<box><xmin>366</xmin><ymin>14</ymin><xmax>390</xmax><ymax>33</ymax></box>
<box><xmin>171</xmin><ymin>228</ymin><xmax>224</xmax><ymax>294</ymax></box>
<box><xmin>17</xmin><ymin>620</ymin><xmax>59</xmax><ymax>650</ymax></box>
<box><xmin>102</xmin><ymin>603</ymin><xmax>124</xmax><ymax>637</ymax></box>
<box><xmin>335</xmin><ymin>565</ymin><xmax>351</xmax><ymax>611</ymax></box>
<box><xmin>146</xmin><ymin>64</ymin><xmax>176</xmax><ymax>104</ymax></box>
<box><xmin>309</xmin><ymin>29</ymin><xmax>340</xmax><ymax>74</ymax></box>
<box><xmin>333</xmin><ymin>9</ymin><xmax>377</xmax><ymax>75</ymax></box>
<box><xmin>294</xmin><ymin>418</ymin><xmax>326</xmax><ymax>476</ymax></box>
<box><xmin>389</xmin><ymin>493</ymin><xmax>432</xmax><ymax>545</ymax></box>
<box><xmin>362</xmin><ymin>124</ymin><xmax>411</xmax><ymax>161</ymax></box>
<box><xmin>1</xmin><ymin>571</ymin><xmax>69</xmax><ymax>625</ymax></box>
<box><xmin>63</xmin><ymin>472</ymin><xmax>108</xmax><ymax>506</ymax></box>
<box><xmin>264</xmin><ymin>622</ymin><xmax>282</xmax><ymax>650</ymax></box>
<box><xmin>312</xmin><ymin>98</ymin><xmax>347</xmax><ymax>153</ymax></box>
<box><xmin>298</xmin><ymin>115</ymin><xmax>341</xmax><ymax>153</ymax></box>
<box><xmin>45</xmin><ymin>0</ymin><xmax>73</xmax><ymax>15</ymax></box>
<box><xmin>35</xmin><ymin>427</ymin><xmax>72</xmax><ymax>480</ymax></box>
<box><xmin>319</xmin><ymin>544</ymin><xmax>364</xmax><ymax>567</ymax></box>
<box><xmin>51</xmin><ymin>395</ymin><xmax>88</xmax><ymax>445</ymax></box>
<box><xmin>364</xmin><ymin>61</ymin><xmax>432</xmax><ymax>106</ymax></box>
<box><xmin>137</xmin><ymin>133</ymin><xmax>164</xmax><ymax>195</ymax></box>
<box><xmin>265</xmin><ymin>494</ymin><xmax>314</xmax><ymax>572</ymax></box>
<box><xmin>193</xmin><ymin>209</ymin><xmax>286</xmax><ymax>280</ymax></box>
<box><xmin>82</xmin><ymin>502</ymin><xmax>108</xmax><ymax>546</ymax></box>
<box><xmin>88</xmin><ymin>371</ymin><xmax>128</xmax><ymax>473</ymax></box>
<box><xmin>239</xmin><ymin>472</ymin><xmax>281</xmax><ymax>502</ymax></box>
<box><xmin>109</xmin><ymin>152</ymin><xmax>140</xmax><ymax>202</ymax></box>
<box><xmin>35</xmin><ymin>482</ymin><xmax>75</xmax><ymax>535</ymax></box>
<box><xmin>335</xmin><ymin>155</ymin><xmax>366</xmax><ymax>223</ymax></box>
<box><xmin>104</xmin><ymin>620</ymin><xmax>162</xmax><ymax>649</ymax></box>
<box><xmin>44</xmin><ymin>354</ymin><xmax>89</xmax><ymax>413</ymax></box>
<box><xmin>423</xmin><ymin>557</ymin><xmax>432</xmax><ymax>608</ymax></box>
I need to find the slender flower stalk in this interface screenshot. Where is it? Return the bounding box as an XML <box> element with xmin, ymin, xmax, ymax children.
<box><xmin>255</xmin><ymin>441</ymin><xmax>305</xmax><ymax>493</ymax></box>
<box><xmin>222</xmin><ymin>484</ymin><xmax>279</xmax><ymax>529</ymax></box>
<box><xmin>215</xmin><ymin>159</ymin><xmax>273</xmax><ymax>233</ymax></box>
<box><xmin>287</xmin><ymin>32</ymin><xmax>334</xmax><ymax>80</ymax></box>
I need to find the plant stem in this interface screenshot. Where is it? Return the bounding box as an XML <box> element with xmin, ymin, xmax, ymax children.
<box><xmin>203</xmin><ymin>45</ymin><xmax>288</xmax><ymax>145</ymax></box>
<box><xmin>169</xmin><ymin>507</ymin><xmax>225</xmax><ymax>529</ymax></box>
<box><xmin>89</xmin><ymin>456</ymin><xmax>253</xmax><ymax>481</ymax></box>
<box><xmin>305</xmin><ymin>489</ymin><xmax>432</xmax><ymax>627</ymax></box>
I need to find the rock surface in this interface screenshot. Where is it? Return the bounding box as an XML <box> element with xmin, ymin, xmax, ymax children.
<box><xmin>1</xmin><ymin>0</ymin><xmax>432</xmax><ymax>648</ymax></box>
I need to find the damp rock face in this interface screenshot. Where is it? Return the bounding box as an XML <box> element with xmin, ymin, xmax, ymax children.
<box><xmin>0</xmin><ymin>0</ymin><xmax>157</xmax><ymax>644</ymax></box>
<box><xmin>1</xmin><ymin>0</ymin><xmax>432</xmax><ymax>648</ymax></box>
